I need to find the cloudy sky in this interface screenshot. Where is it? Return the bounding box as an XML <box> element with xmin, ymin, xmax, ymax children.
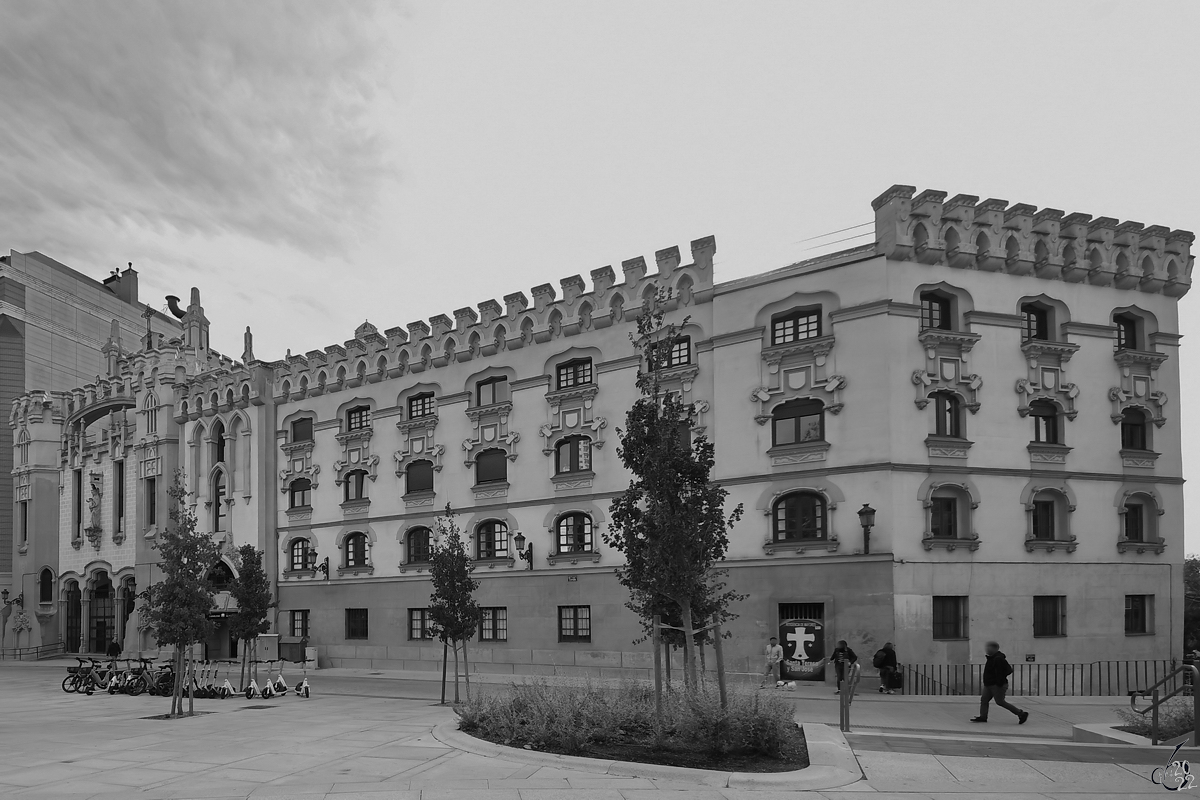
<box><xmin>2</xmin><ymin>1</ymin><xmax>1198</xmax><ymax>542</ymax></box>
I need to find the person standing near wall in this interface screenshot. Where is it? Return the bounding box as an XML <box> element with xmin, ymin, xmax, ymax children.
<box><xmin>759</xmin><ymin>636</ymin><xmax>784</xmax><ymax>688</ymax></box>
<box><xmin>831</xmin><ymin>639</ymin><xmax>857</xmax><ymax>695</ymax></box>
<box><xmin>873</xmin><ymin>642</ymin><xmax>898</xmax><ymax>694</ymax></box>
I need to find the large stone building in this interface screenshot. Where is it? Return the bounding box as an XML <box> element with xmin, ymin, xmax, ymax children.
<box><xmin>0</xmin><ymin>251</ymin><xmax>178</xmax><ymax>606</ymax></box>
<box><xmin>8</xmin><ymin>186</ymin><xmax>1193</xmax><ymax>680</ymax></box>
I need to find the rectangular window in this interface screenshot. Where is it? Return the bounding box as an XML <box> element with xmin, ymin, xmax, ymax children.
<box><xmin>290</xmin><ymin>610</ymin><xmax>310</xmax><ymax>639</ymax></box>
<box><xmin>770</xmin><ymin>309</ymin><xmax>821</xmax><ymax>346</ymax></box>
<box><xmin>346</xmin><ymin>406</ymin><xmax>370</xmax><ymax>431</ymax></box>
<box><xmin>558</xmin><ymin>605</ymin><xmax>591</xmax><ymax>642</ymax></box>
<box><xmin>1121</xmin><ymin>417</ymin><xmax>1147</xmax><ymax>451</ymax></box>
<box><xmin>345</xmin><ymin>608</ymin><xmax>369</xmax><ymax>640</ymax></box>
<box><xmin>1032</xmin><ymin>500</ymin><xmax>1055</xmax><ymax>540</ymax></box>
<box><xmin>408</xmin><ymin>608</ymin><xmax>433</xmax><ymax>640</ymax></box>
<box><xmin>1022</xmin><ymin>305</ymin><xmax>1050</xmax><ymax>341</ymax></box>
<box><xmin>1124</xmin><ymin>503</ymin><xmax>1144</xmax><ymax>542</ymax></box>
<box><xmin>667</xmin><ymin>336</ymin><xmax>691</xmax><ymax>367</ymax></box>
<box><xmin>1115</xmin><ymin>315</ymin><xmax>1138</xmax><ymax>351</ymax></box>
<box><xmin>1033</xmin><ymin>595</ymin><xmax>1066</xmax><ymax>637</ymax></box>
<box><xmin>406</xmin><ymin>461</ymin><xmax>434</xmax><ymax>494</ymax></box>
<box><xmin>19</xmin><ymin>500</ymin><xmax>28</xmax><ymax>546</ymax></box>
<box><xmin>145</xmin><ymin>476</ymin><xmax>157</xmax><ymax>526</ymax></box>
<box><xmin>556</xmin><ymin>359</ymin><xmax>593</xmax><ymax>390</ymax></box>
<box><xmin>932</xmin><ymin>596</ymin><xmax>969</xmax><ymax>640</ymax></box>
<box><xmin>480</xmin><ymin>607</ymin><xmax>508</xmax><ymax>642</ymax></box>
<box><xmin>1125</xmin><ymin>595</ymin><xmax>1153</xmax><ymax>635</ymax></box>
<box><xmin>920</xmin><ymin>293</ymin><xmax>952</xmax><ymax>330</ymax></box>
<box><xmin>779</xmin><ymin>602</ymin><xmax>824</xmax><ymax>622</ymax></box>
<box><xmin>934</xmin><ymin>393</ymin><xmax>962</xmax><ymax>438</ymax></box>
<box><xmin>114</xmin><ymin>461</ymin><xmax>125</xmax><ymax>532</ymax></box>
<box><xmin>929</xmin><ymin>497</ymin><xmax>957</xmax><ymax>538</ymax></box>
<box><xmin>291</xmin><ymin>418</ymin><xmax>314</xmax><ymax>442</ymax></box>
<box><xmin>408</xmin><ymin>393</ymin><xmax>436</xmax><ymax>419</ymax></box>
<box><xmin>477</xmin><ymin>377</ymin><xmax>509</xmax><ymax>407</ymax></box>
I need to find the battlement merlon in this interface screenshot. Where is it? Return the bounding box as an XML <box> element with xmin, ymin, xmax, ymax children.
<box><xmin>268</xmin><ymin>237</ymin><xmax>716</xmax><ymax>404</ymax></box>
<box><xmin>873</xmin><ymin>185</ymin><xmax>1193</xmax><ymax>296</ymax></box>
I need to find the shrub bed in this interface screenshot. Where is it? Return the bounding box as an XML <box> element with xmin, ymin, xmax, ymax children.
<box><xmin>456</xmin><ymin>680</ymin><xmax>808</xmax><ymax>772</ymax></box>
<box><xmin>1117</xmin><ymin>698</ymin><xmax>1195</xmax><ymax>741</ymax></box>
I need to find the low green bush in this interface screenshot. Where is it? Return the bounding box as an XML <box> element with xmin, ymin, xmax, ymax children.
<box><xmin>1116</xmin><ymin>698</ymin><xmax>1195</xmax><ymax>741</ymax></box>
<box><xmin>456</xmin><ymin>680</ymin><xmax>796</xmax><ymax>759</ymax></box>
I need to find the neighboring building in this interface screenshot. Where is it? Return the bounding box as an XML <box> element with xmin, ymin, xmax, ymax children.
<box><xmin>9</xmin><ymin>186</ymin><xmax>1194</xmax><ymax>682</ymax></box>
<box><xmin>0</xmin><ymin>251</ymin><xmax>178</xmax><ymax>610</ymax></box>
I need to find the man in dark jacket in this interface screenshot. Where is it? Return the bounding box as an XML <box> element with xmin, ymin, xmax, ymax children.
<box><xmin>831</xmin><ymin>640</ymin><xmax>857</xmax><ymax>695</ymax></box>
<box><xmin>875</xmin><ymin>642</ymin><xmax>898</xmax><ymax>694</ymax></box>
<box><xmin>971</xmin><ymin>641</ymin><xmax>1029</xmax><ymax>724</ymax></box>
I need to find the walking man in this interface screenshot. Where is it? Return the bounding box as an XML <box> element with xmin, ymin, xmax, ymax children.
<box><xmin>831</xmin><ymin>639</ymin><xmax>857</xmax><ymax>695</ymax></box>
<box><xmin>971</xmin><ymin>641</ymin><xmax>1029</xmax><ymax>724</ymax></box>
<box><xmin>760</xmin><ymin>636</ymin><xmax>784</xmax><ymax>688</ymax></box>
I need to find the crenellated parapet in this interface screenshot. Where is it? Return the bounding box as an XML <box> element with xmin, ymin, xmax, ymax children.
<box><xmin>270</xmin><ymin>236</ymin><xmax>717</xmax><ymax>404</ymax></box>
<box><xmin>874</xmin><ymin>185</ymin><xmax>1194</xmax><ymax>297</ymax></box>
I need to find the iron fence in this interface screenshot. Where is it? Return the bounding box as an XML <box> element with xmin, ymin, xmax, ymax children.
<box><xmin>0</xmin><ymin>642</ymin><xmax>67</xmax><ymax>661</ymax></box>
<box><xmin>900</xmin><ymin>658</ymin><xmax>1184</xmax><ymax>697</ymax></box>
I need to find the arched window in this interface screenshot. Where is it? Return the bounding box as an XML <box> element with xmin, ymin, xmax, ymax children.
<box><xmin>289</xmin><ymin>538</ymin><xmax>312</xmax><ymax>571</ymax></box>
<box><xmin>928</xmin><ymin>486</ymin><xmax>969</xmax><ymax>540</ymax></box>
<box><xmin>144</xmin><ymin>394</ymin><xmax>157</xmax><ymax>435</ymax></box>
<box><xmin>772</xmin><ymin>492</ymin><xmax>827</xmax><ymax>542</ymax></box>
<box><xmin>212</xmin><ymin>420</ymin><xmax>226</xmax><ymax>465</ymax></box>
<box><xmin>477</xmin><ymin>520</ymin><xmax>509</xmax><ymax>559</ymax></box>
<box><xmin>1021</xmin><ymin>303</ymin><xmax>1051</xmax><ymax>341</ymax></box>
<box><xmin>1029</xmin><ymin>400</ymin><xmax>1060</xmax><ymax>444</ymax></box>
<box><xmin>212</xmin><ymin>471</ymin><xmax>228</xmax><ymax>532</ymax></box>
<box><xmin>1030</xmin><ymin>490</ymin><xmax>1065</xmax><ymax>541</ymax></box>
<box><xmin>39</xmin><ymin>568</ymin><xmax>54</xmax><ymax>603</ymax></box>
<box><xmin>407</xmin><ymin>527</ymin><xmax>432</xmax><ymax>564</ymax></box>
<box><xmin>1114</xmin><ymin>312</ymin><xmax>1141</xmax><ymax>351</ymax></box>
<box><xmin>207</xmin><ymin>562</ymin><xmax>234</xmax><ymax>592</ymax></box>
<box><xmin>345</xmin><ymin>532</ymin><xmax>369</xmax><ymax>568</ymax></box>
<box><xmin>772</xmin><ymin>399</ymin><xmax>824</xmax><ymax>447</ymax></box>
<box><xmin>343</xmin><ymin>469</ymin><xmax>368</xmax><ymax>502</ymax></box>
<box><xmin>346</xmin><ymin>405</ymin><xmax>370</xmax><ymax>432</ymax></box>
<box><xmin>1121</xmin><ymin>495</ymin><xmax>1158</xmax><ymax>544</ymax></box>
<box><xmin>555</xmin><ymin>436</ymin><xmax>592</xmax><ymax>474</ymax></box>
<box><xmin>919</xmin><ymin>292</ymin><xmax>952</xmax><ymax>331</ymax></box>
<box><xmin>476</xmin><ymin>449</ymin><xmax>508</xmax><ymax>485</ymax></box>
<box><xmin>556</xmin><ymin>513</ymin><xmax>593</xmax><ymax>553</ymax></box>
<box><xmin>932</xmin><ymin>392</ymin><xmax>963</xmax><ymax>438</ymax></box>
<box><xmin>288</xmin><ymin>478</ymin><xmax>312</xmax><ymax>509</ymax></box>
<box><xmin>1121</xmin><ymin>408</ymin><xmax>1150</xmax><ymax>451</ymax></box>
<box><xmin>406</xmin><ymin>460</ymin><xmax>434</xmax><ymax>494</ymax></box>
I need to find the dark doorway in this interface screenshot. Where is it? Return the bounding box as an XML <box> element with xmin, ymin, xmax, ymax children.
<box><xmin>90</xmin><ymin>573</ymin><xmax>116</xmax><ymax>653</ymax></box>
<box><xmin>65</xmin><ymin>582</ymin><xmax>82</xmax><ymax>653</ymax></box>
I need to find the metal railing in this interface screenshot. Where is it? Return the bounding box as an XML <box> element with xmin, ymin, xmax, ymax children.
<box><xmin>901</xmin><ymin>659</ymin><xmax>1181</xmax><ymax>697</ymax></box>
<box><xmin>0</xmin><ymin>642</ymin><xmax>67</xmax><ymax>661</ymax></box>
<box><xmin>1129</xmin><ymin>664</ymin><xmax>1200</xmax><ymax>746</ymax></box>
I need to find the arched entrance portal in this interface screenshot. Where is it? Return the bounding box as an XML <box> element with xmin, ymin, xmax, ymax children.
<box><xmin>89</xmin><ymin>572</ymin><xmax>116</xmax><ymax>653</ymax></box>
<box><xmin>64</xmin><ymin>581</ymin><xmax>82</xmax><ymax>653</ymax></box>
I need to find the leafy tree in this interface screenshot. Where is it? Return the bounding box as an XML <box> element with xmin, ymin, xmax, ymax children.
<box><xmin>1185</xmin><ymin>555</ymin><xmax>1200</xmax><ymax>654</ymax></box>
<box><xmin>229</xmin><ymin>544</ymin><xmax>273</xmax><ymax>689</ymax></box>
<box><xmin>141</xmin><ymin>471</ymin><xmax>219</xmax><ymax>717</ymax></box>
<box><xmin>428</xmin><ymin>505</ymin><xmax>480</xmax><ymax>703</ymax></box>
<box><xmin>603</xmin><ymin>293</ymin><xmax>744</xmax><ymax>691</ymax></box>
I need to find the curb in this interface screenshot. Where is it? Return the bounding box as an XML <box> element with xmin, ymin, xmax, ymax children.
<box><xmin>431</xmin><ymin>720</ymin><xmax>863</xmax><ymax>790</ymax></box>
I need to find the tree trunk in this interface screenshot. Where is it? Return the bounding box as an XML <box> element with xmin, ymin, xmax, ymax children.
<box><xmin>651</xmin><ymin>614</ymin><xmax>663</xmax><ymax>722</ymax></box>
<box><xmin>239</xmin><ymin>640</ymin><xmax>247</xmax><ymax>690</ymax></box>
<box><xmin>462</xmin><ymin>637</ymin><xmax>471</xmax><ymax>701</ymax></box>
<box><xmin>172</xmin><ymin>646</ymin><xmax>185</xmax><ymax>716</ymax></box>
<box><xmin>699</xmin><ymin>632</ymin><xmax>707</xmax><ymax>676</ymax></box>
<box><xmin>664</xmin><ymin>644</ymin><xmax>672</xmax><ymax>688</ymax></box>
<box><xmin>452</xmin><ymin>640</ymin><xmax>460</xmax><ymax>704</ymax></box>
<box><xmin>713</xmin><ymin>621</ymin><xmax>728</xmax><ymax>710</ymax></box>
<box><xmin>187</xmin><ymin>644</ymin><xmax>195</xmax><ymax>716</ymax></box>
<box><xmin>440</xmin><ymin>641</ymin><xmax>448</xmax><ymax>705</ymax></box>
<box><xmin>680</xmin><ymin>601</ymin><xmax>698</xmax><ymax>691</ymax></box>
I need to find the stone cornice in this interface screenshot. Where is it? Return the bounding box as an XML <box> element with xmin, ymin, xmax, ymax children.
<box><xmin>708</xmin><ymin>327</ymin><xmax>765</xmax><ymax>348</ymax></box>
<box><xmin>1062</xmin><ymin>321</ymin><xmax>1118</xmax><ymax>339</ymax></box>
<box><xmin>829</xmin><ymin>300</ymin><xmax>920</xmax><ymax>323</ymax></box>
<box><xmin>964</xmin><ymin>310</ymin><xmax>1024</xmax><ymax>329</ymax></box>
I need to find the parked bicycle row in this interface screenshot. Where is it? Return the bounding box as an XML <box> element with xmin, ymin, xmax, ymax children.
<box><xmin>61</xmin><ymin>657</ymin><xmax>311</xmax><ymax>698</ymax></box>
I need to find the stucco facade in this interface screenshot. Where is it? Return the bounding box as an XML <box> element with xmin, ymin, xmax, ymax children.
<box><xmin>9</xmin><ymin>185</ymin><xmax>1194</xmax><ymax>679</ymax></box>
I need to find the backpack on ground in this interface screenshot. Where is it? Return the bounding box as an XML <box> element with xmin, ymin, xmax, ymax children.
<box><xmin>872</xmin><ymin>649</ymin><xmax>887</xmax><ymax>668</ymax></box>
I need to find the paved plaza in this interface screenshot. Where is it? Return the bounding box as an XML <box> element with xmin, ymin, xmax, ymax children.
<box><xmin>0</xmin><ymin>661</ymin><xmax>1187</xmax><ymax>799</ymax></box>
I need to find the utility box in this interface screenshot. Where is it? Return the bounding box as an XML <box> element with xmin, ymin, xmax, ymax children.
<box><xmin>256</xmin><ymin>633</ymin><xmax>279</xmax><ymax>662</ymax></box>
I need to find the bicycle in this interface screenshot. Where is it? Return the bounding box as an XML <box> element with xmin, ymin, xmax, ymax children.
<box><xmin>62</xmin><ymin>658</ymin><xmax>93</xmax><ymax>694</ymax></box>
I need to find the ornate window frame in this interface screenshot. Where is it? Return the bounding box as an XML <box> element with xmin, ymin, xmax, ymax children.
<box><xmin>1020</xmin><ymin>479</ymin><xmax>1077</xmax><ymax>553</ymax></box>
<box><xmin>541</xmin><ymin>503</ymin><xmax>607</xmax><ymax>566</ymax></box>
<box><xmin>281</xmin><ymin>532</ymin><xmax>318</xmax><ymax>577</ymax></box>
<box><xmin>1115</xmin><ymin>485</ymin><xmax>1166</xmax><ymax>554</ymax></box>
<box><xmin>918</xmin><ymin>475</ymin><xmax>980</xmax><ymax>551</ymax></box>
<box><xmin>755</xmin><ymin>478</ymin><xmax>844</xmax><ymax>556</ymax></box>
<box><xmin>278</xmin><ymin>411</ymin><xmax>319</xmax><ymax>496</ymax></box>
<box><xmin>335</xmin><ymin>527</ymin><xmax>376</xmax><ymax>576</ymax></box>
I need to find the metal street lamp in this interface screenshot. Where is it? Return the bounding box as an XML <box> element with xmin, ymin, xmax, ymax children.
<box><xmin>857</xmin><ymin>504</ymin><xmax>877</xmax><ymax>555</ymax></box>
<box><xmin>1</xmin><ymin>589</ymin><xmax>23</xmax><ymax>608</ymax></box>
<box><xmin>512</xmin><ymin>531</ymin><xmax>533</xmax><ymax>571</ymax></box>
